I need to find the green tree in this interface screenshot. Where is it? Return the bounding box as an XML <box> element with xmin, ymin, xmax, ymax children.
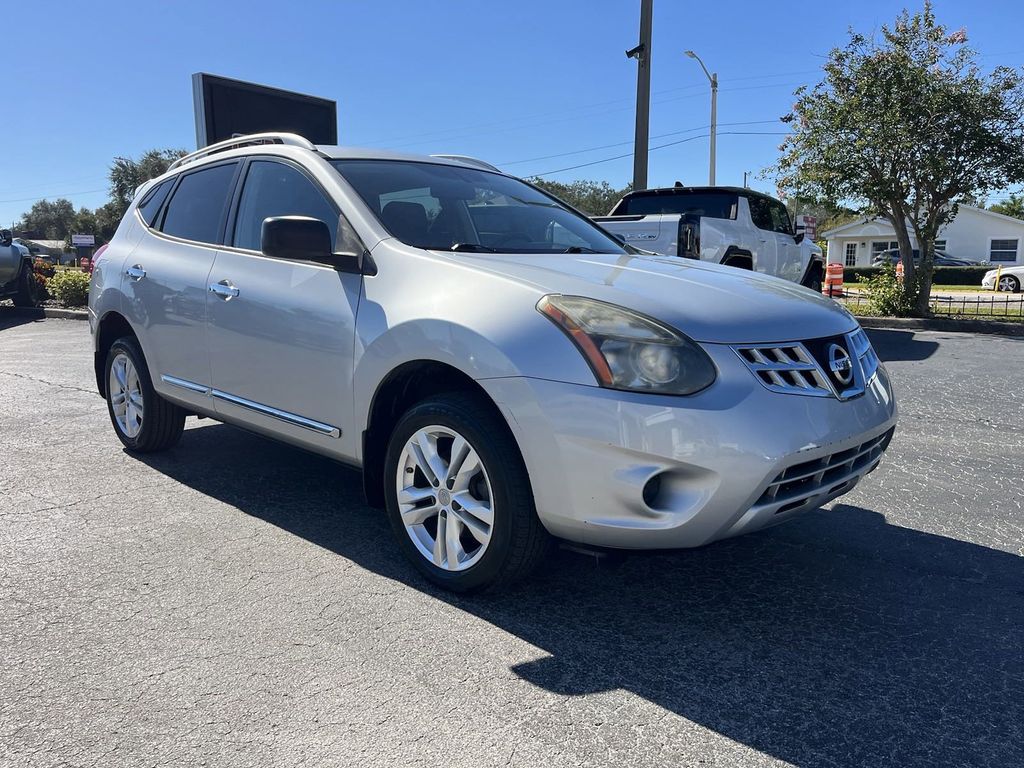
<box><xmin>990</xmin><ymin>193</ymin><xmax>1024</xmax><ymax>220</ymax></box>
<box><xmin>17</xmin><ymin>198</ymin><xmax>76</xmax><ymax>240</ymax></box>
<box><xmin>774</xmin><ymin>3</ymin><xmax>1024</xmax><ymax>315</ymax></box>
<box><xmin>108</xmin><ymin>148</ymin><xmax>187</xmax><ymax>219</ymax></box>
<box><xmin>527</xmin><ymin>178</ymin><xmax>632</xmax><ymax>215</ymax></box>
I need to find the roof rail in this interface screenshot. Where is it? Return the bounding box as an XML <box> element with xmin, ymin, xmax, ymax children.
<box><xmin>168</xmin><ymin>132</ymin><xmax>317</xmax><ymax>171</ymax></box>
<box><xmin>430</xmin><ymin>154</ymin><xmax>501</xmax><ymax>172</ymax></box>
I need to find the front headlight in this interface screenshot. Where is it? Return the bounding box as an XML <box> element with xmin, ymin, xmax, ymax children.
<box><xmin>537</xmin><ymin>294</ymin><xmax>716</xmax><ymax>395</ymax></box>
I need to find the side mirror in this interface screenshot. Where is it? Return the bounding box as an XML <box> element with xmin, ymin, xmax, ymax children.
<box><xmin>0</xmin><ymin>229</ymin><xmax>12</xmax><ymax>247</ymax></box>
<box><xmin>794</xmin><ymin>231</ymin><xmax>805</xmax><ymax>244</ymax></box>
<box><xmin>261</xmin><ymin>216</ymin><xmax>364</xmax><ymax>273</ymax></box>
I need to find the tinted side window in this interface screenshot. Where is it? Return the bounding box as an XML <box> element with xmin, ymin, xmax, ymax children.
<box><xmin>768</xmin><ymin>200</ymin><xmax>793</xmax><ymax>234</ymax></box>
<box><xmin>746</xmin><ymin>196</ymin><xmax>773</xmax><ymax>231</ymax></box>
<box><xmin>620</xmin><ymin>192</ymin><xmax>737</xmax><ymax>218</ymax></box>
<box><xmin>233</xmin><ymin>161</ymin><xmax>339</xmax><ymax>252</ymax></box>
<box><xmin>137</xmin><ymin>179</ymin><xmax>173</xmax><ymax>227</ymax></box>
<box><xmin>160</xmin><ymin>163</ymin><xmax>238</xmax><ymax>244</ymax></box>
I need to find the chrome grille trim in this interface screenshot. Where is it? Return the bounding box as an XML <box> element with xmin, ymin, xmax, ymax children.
<box><xmin>733</xmin><ymin>328</ymin><xmax>880</xmax><ymax>401</ymax></box>
<box><xmin>732</xmin><ymin>342</ymin><xmax>834</xmax><ymax>397</ymax></box>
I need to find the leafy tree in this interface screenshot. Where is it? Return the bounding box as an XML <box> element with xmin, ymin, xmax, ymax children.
<box><xmin>527</xmin><ymin>178</ymin><xmax>632</xmax><ymax>215</ymax></box>
<box><xmin>17</xmin><ymin>198</ymin><xmax>76</xmax><ymax>240</ymax></box>
<box><xmin>990</xmin><ymin>193</ymin><xmax>1024</xmax><ymax>220</ymax></box>
<box><xmin>108</xmin><ymin>148</ymin><xmax>187</xmax><ymax>219</ymax></box>
<box><xmin>774</xmin><ymin>3</ymin><xmax>1024</xmax><ymax>315</ymax></box>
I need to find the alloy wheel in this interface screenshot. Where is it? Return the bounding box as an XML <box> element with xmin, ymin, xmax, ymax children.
<box><xmin>396</xmin><ymin>425</ymin><xmax>494</xmax><ymax>571</ymax></box>
<box><xmin>998</xmin><ymin>276</ymin><xmax>1017</xmax><ymax>292</ymax></box>
<box><xmin>109</xmin><ymin>352</ymin><xmax>144</xmax><ymax>438</ymax></box>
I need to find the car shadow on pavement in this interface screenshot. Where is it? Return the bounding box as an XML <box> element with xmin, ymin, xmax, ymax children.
<box><xmin>865</xmin><ymin>328</ymin><xmax>940</xmax><ymax>361</ymax></box>
<box><xmin>138</xmin><ymin>422</ymin><xmax>1023</xmax><ymax>768</ymax></box>
<box><xmin>0</xmin><ymin>308</ymin><xmax>46</xmax><ymax>332</ymax></box>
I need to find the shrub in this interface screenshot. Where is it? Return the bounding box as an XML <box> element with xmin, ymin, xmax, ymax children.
<box><xmin>861</xmin><ymin>263</ymin><xmax>919</xmax><ymax>317</ymax></box>
<box><xmin>33</xmin><ymin>257</ymin><xmax>56</xmax><ymax>279</ymax></box>
<box><xmin>47</xmin><ymin>269</ymin><xmax>91</xmax><ymax>308</ymax></box>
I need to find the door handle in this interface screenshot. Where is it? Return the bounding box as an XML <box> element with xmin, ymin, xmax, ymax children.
<box><xmin>125</xmin><ymin>265</ymin><xmax>146</xmax><ymax>281</ymax></box>
<box><xmin>209</xmin><ymin>279</ymin><xmax>240</xmax><ymax>300</ymax></box>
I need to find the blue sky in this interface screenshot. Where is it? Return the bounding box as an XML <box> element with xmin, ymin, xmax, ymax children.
<box><xmin>2</xmin><ymin>0</ymin><xmax>1022</xmax><ymax>226</ymax></box>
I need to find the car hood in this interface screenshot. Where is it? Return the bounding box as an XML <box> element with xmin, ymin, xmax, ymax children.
<box><xmin>445</xmin><ymin>251</ymin><xmax>859</xmax><ymax>344</ymax></box>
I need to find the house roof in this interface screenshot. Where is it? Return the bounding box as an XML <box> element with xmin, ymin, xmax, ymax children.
<box><xmin>821</xmin><ymin>205</ymin><xmax>1024</xmax><ymax>238</ymax></box>
<box><xmin>21</xmin><ymin>239</ymin><xmax>66</xmax><ymax>250</ymax></box>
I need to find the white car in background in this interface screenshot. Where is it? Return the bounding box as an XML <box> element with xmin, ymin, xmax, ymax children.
<box><xmin>982</xmin><ymin>265</ymin><xmax>1023</xmax><ymax>292</ymax></box>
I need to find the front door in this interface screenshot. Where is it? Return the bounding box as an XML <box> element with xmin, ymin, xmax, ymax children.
<box><xmin>205</xmin><ymin>158</ymin><xmax>362</xmax><ymax>457</ymax></box>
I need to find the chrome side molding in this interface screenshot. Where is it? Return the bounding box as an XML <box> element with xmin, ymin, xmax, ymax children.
<box><xmin>160</xmin><ymin>375</ymin><xmax>340</xmax><ymax>438</ymax></box>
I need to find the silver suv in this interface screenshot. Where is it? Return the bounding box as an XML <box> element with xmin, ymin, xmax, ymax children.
<box><xmin>90</xmin><ymin>133</ymin><xmax>897</xmax><ymax>591</ymax></box>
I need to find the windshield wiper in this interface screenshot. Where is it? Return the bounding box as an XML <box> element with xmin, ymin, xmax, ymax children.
<box><xmin>449</xmin><ymin>243</ymin><xmax>498</xmax><ymax>253</ymax></box>
<box><xmin>562</xmin><ymin>246</ymin><xmax>600</xmax><ymax>253</ymax></box>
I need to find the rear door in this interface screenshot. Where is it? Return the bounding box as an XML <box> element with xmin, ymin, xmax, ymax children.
<box><xmin>766</xmin><ymin>196</ymin><xmax>804</xmax><ymax>282</ymax></box>
<box><xmin>120</xmin><ymin>162</ymin><xmax>239</xmax><ymax>411</ymax></box>
<box><xmin>745</xmin><ymin>194</ymin><xmax>779</xmax><ymax>275</ymax></box>
<box><xmin>204</xmin><ymin>157</ymin><xmax>362</xmax><ymax>457</ymax></box>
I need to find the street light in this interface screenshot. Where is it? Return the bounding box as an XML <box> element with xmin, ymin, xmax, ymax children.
<box><xmin>685</xmin><ymin>50</ymin><xmax>718</xmax><ymax>186</ymax></box>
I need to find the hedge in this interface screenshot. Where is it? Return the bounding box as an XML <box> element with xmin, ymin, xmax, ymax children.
<box><xmin>840</xmin><ymin>265</ymin><xmax>991</xmax><ymax>286</ymax></box>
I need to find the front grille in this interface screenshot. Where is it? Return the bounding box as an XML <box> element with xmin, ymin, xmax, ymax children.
<box><xmin>733</xmin><ymin>328</ymin><xmax>881</xmax><ymax>401</ymax></box>
<box><xmin>733</xmin><ymin>343</ymin><xmax>834</xmax><ymax>397</ymax></box>
<box><xmin>756</xmin><ymin>427</ymin><xmax>894</xmax><ymax>513</ymax></box>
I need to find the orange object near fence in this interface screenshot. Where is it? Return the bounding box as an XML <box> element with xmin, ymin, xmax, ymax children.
<box><xmin>822</xmin><ymin>262</ymin><xmax>844</xmax><ymax>298</ymax></box>
<box><xmin>896</xmin><ymin>261</ymin><xmax>905</xmax><ymax>283</ymax></box>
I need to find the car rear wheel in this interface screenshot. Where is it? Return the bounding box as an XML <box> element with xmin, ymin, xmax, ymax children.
<box><xmin>104</xmin><ymin>337</ymin><xmax>185</xmax><ymax>452</ymax></box>
<box><xmin>383</xmin><ymin>393</ymin><xmax>550</xmax><ymax>592</ymax></box>
<box><xmin>12</xmin><ymin>262</ymin><xmax>42</xmax><ymax>307</ymax></box>
<box><xmin>997</xmin><ymin>275</ymin><xmax>1020</xmax><ymax>293</ymax></box>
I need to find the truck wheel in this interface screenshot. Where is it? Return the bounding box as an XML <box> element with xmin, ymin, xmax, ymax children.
<box><xmin>12</xmin><ymin>261</ymin><xmax>42</xmax><ymax>307</ymax></box>
<box><xmin>802</xmin><ymin>263</ymin><xmax>824</xmax><ymax>293</ymax></box>
<box><xmin>383</xmin><ymin>393</ymin><xmax>551</xmax><ymax>592</ymax></box>
<box><xmin>104</xmin><ymin>337</ymin><xmax>185</xmax><ymax>452</ymax></box>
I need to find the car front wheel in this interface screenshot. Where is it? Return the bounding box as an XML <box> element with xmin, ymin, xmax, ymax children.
<box><xmin>997</xmin><ymin>274</ymin><xmax>1020</xmax><ymax>293</ymax></box>
<box><xmin>104</xmin><ymin>337</ymin><xmax>185</xmax><ymax>452</ymax></box>
<box><xmin>383</xmin><ymin>393</ymin><xmax>550</xmax><ymax>592</ymax></box>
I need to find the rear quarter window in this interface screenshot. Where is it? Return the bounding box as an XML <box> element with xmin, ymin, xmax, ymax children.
<box><xmin>137</xmin><ymin>179</ymin><xmax>174</xmax><ymax>227</ymax></box>
<box><xmin>159</xmin><ymin>162</ymin><xmax>239</xmax><ymax>244</ymax></box>
<box><xmin>616</xmin><ymin>192</ymin><xmax>737</xmax><ymax>219</ymax></box>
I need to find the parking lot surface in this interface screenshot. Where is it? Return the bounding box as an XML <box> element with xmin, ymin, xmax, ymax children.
<box><xmin>1</xmin><ymin>313</ymin><xmax>1021</xmax><ymax>768</ymax></box>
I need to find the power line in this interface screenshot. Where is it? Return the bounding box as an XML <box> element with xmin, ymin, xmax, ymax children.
<box><xmin>498</xmin><ymin>119</ymin><xmax>782</xmax><ymax>166</ymax></box>
<box><xmin>0</xmin><ymin>188</ymin><xmax>107</xmax><ymax>205</ymax></box>
<box><xmin>530</xmin><ymin>131</ymin><xmax>787</xmax><ymax>177</ymax></box>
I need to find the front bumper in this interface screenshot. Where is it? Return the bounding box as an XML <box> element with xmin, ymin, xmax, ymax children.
<box><xmin>982</xmin><ymin>274</ymin><xmax>996</xmax><ymax>290</ymax></box>
<box><xmin>480</xmin><ymin>343</ymin><xmax>897</xmax><ymax>549</ymax></box>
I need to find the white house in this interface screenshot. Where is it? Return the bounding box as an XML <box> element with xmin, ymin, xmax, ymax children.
<box><xmin>821</xmin><ymin>205</ymin><xmax>1024</xmax><ymax>267</ymax></box>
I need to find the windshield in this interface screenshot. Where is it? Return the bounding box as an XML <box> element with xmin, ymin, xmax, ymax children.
<box><xmin>331</xmin><ymin>160</ymin><xmax>626</xmax><ymax>254</ymax></box>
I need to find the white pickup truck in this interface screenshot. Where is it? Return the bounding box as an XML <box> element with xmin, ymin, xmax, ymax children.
<box><xmin>594</xmin><ymin>186</ymin><xmax>824</xmax><ymax>291</ymax></box>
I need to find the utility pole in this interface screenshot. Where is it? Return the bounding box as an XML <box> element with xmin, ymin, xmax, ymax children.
<box><xmin>627</xmin><ymin>0</ymin><xmax>653</xmax><ymax>191</ymax></box>
<box><xmin>743</xmin><ymin>171</ymin><xmax>749</xmax><ymax>188</ymax></box>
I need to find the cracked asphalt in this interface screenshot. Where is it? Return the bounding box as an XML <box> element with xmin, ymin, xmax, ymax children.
<box><xmin>1</xmin><ymin>313</ymin><xmax>1021</xmax><ymax>767</ymax></box>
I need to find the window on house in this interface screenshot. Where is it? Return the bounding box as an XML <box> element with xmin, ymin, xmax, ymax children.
<box><xmin>933</xmin><ymin>239</ymin><xmax>947</xmax><ymax>253</ymax></box>
<box><xmin>990</xmin><ymin>239</ymin><xmax>1019</xmax><ymax>262</ymax></box>
<box><xmin>871</xmin><ymin>240</ymin><xmax>900</xmax><ymax>257</ymax></box>
<box><xmin>845</xmin><ymin>242</ymin><xmax>857</xmax><ymax>267</ymax></box>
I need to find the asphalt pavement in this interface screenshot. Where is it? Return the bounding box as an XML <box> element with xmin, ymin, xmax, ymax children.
<box><xmin>1</xmin><ymin>313</ymin><xmax>1021</xmax><ymax>767</ymax></box>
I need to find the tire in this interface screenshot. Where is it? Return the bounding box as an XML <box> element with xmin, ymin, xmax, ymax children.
<box><xmin>12</xmin><ymin>261</ymin><xmax>42</xmax><ymax>307</ymax></box>
<box><xmin>383</xmin><ymin>393</ymin><xmax>551</xmax><ymax>592</ymax></box>
<box><xmin>997</xmin><ymin>275</ymin><xmax>1020</xmax><ymax>293</ymax></box>
<box><xmin>802</xmin><ymin>263</ymin><xmax>824</xmax><ymax>293</ymax></box>
<box><xmin>104</xmin><ymin>337</ymin><xmax>185</xmax><ymax>452</ymax></box>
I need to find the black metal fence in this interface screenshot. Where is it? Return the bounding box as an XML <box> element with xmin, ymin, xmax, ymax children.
<box><xmin>838</xmin><ymin>289</ymin><xmax>1024</xmax><ymax>320</ymax></box>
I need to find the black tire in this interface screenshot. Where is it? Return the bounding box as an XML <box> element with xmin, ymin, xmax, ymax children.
<box><xmin>11</xmin><ymin>261</ymin><xmax>42</xmax><ymax>307</ymax></box>
<box><xmin>104</xmin><ymin>337</ymin><xmax>185</xmax><ymax>453</ymax></box>
<box><xmin>802</xmin><ymin>262</ymin><xmax>824</xmax><ymax>293</ymax></box>
<box><xmin>998</xmin><ymin>275</ymin><xmax>1020</xmax><ymax>293</ymax></box>
<box><xmin>383</xmin><ymin>393</ymin><xmax>551</xmax><ymax>592</ymax></box>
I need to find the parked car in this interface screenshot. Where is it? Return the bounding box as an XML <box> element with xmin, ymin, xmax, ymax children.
<box><xmin>0</xmin><ymin>229</ymin><xmax>42</xmax><ymax>307</ymax></box>
<box><xmin>593</xmin><ymin>186</ymin><xmax>826</xmax><ymax>291</ymax></box>
<box><xmin>982</xmin><ymin>265</ymin><xmax>1023</xmax><ymax>292</ymax></box>
<box><xmin>89</xmin><ymin>133</ymin><xmax>898</xmax><ymax>592</ymax></box>
<box><xmin>871</xmin><ymin>249</ymin><xmax>984</xmax><ymax>267</ymax></box>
